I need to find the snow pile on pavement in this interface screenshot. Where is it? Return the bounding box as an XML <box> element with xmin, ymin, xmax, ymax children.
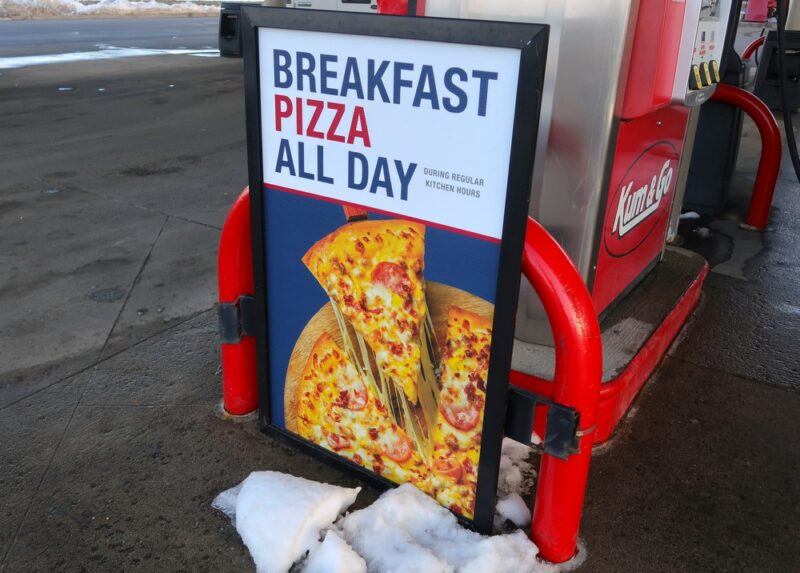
<box><xmin>212</xmin><ymin>471</ymin><xmax>360</xmax><ymax>573</ymax></box>
<box><xmin>1</xmin><ymin>0</ymin><xmax>219</xmax><ymax>19</ymax></box>
<box><xmin>212</xmin><ymin>439</ymin><xmax>576</xmax><ymax>572</ymax></box>
<box><xmin>337</xmin><ymin>484</ymin><xmax>550</xmax><ymax>573</ymax></box>
<box><xmin>304</xmin><ymin>530</ymin><xmax>367</xmax><ymax>573</ymax></box>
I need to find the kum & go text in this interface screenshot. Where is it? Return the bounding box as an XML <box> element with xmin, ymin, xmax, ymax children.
<box><xmin>612</xmin><ymin>159</ymin><xmax>674</xmax><ymax>238</ymax></box>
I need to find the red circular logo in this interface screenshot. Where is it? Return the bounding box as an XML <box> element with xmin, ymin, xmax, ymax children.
<box><xmin>604</xmin><ymin>141</ymin><xmax>678</xmax><ymax>258</ymax></box>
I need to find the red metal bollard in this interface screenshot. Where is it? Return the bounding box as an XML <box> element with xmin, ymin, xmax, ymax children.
<box><xmin>741</xmin><ymin>35</ymin><xmax>766</xmax><ymax>61</ymax></box>
<box><xmin>515</xmin><ymin>217</ymin><xmax>603</xmax><ymax>563</ymax></box>
<box><xmin>711</xmin><ymin>83</ymin><xmax>782</xmax><ymax>230</ymax></box>
<box><xmin>218</xmin><ymin>188</ymin><xmax>258</xmax><ymax>416</ymax></box>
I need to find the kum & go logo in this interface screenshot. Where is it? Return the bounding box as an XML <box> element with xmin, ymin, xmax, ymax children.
<box><xmin>612</xmin><ymin>159</ymin><xmax>673</xmax><ymax>238</ymax></box>
<box><xmin>604</xmin><ymin>141</ymin><xmax>678</xmax><ymax>258</ymax></box>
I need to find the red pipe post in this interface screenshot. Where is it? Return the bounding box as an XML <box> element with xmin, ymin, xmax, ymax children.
<box><xmin>517</xmin><ymin>217</ymin><xmax>603</xmax><ymax>563</ymax></box>
<box><xmin>711</xmin><ymin>83</ymin><xmax>782</xmax><ymax>229</ymax></box>
<box><xmin>741</xmin><ymin>35</ymin><xmax>766</xmax><ymax>61</ymax></box>
<box><xmin>376</xmin><ymin>0</ymin><xmax>426</xmax><ymax>15</ymax></box>
<box><xmin>218</xmin><ymin>188</ymin><xmax>258</xmax><ymax>416</ymax></box>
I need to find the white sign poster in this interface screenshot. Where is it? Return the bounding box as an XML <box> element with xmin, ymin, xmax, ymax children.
<box><xmin>258</xmin><ymin>28</ymin><xmax>521</xmax><ymax>242</ymax></box>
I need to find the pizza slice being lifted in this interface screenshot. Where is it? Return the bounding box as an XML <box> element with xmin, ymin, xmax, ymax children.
<box><xmin>296</xmin><ymin>333</ymin><xmax>432</xmax><ymax>493</ymax></box>
<box><xmin>430</xmin><ymin>307</ymin><xmax>493</xmax><ymax>519</ymax></box>
<box><xmin>302</xmin><ymin>220</ymin><xmax>427</xmax><ymax>404</ymax></box>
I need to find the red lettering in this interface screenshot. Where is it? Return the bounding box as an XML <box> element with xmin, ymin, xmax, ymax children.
<box><xmin>306</xmin><ymin>99</ymin><xmax>325</xmax><ymax>139</ymax></box>
<box><xmin>274</xmin><ymin>97</ymin><xmax>371</xmax><ymax>147</ymax></box>
<box><xmin>348</xmin><ymin>106</ymin><xmax>371</xmax><ymax>148</ymax></box>
<box><xmin>296</xmin><ymin>96</ymin><xmax>303</xmax><ymax>136</ymax></box>
<box><xmin>274</xmin><ymin>94</ymin><xmax>292</xmax><ymax>132</ymax></box>
<box><xmin>327</xmin><ymin>102</ymin><xmax>346</xmax><ymax>143</ymax></box>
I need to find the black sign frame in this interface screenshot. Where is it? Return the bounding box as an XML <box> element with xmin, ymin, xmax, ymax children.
<box><xmin>242</xmin><ymin>6</ymin><xmax>548</xmax><ymax>533</ymax></box>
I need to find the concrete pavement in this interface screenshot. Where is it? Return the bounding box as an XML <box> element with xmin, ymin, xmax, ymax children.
<box><xmin>0</xmin><ymin>18</ymin><xmax>218</xmax><ymax>58</ymax></box>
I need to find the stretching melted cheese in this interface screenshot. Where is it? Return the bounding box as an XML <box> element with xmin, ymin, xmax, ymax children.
<box><xmin>302</xmin><ymin>220</ymin><xmax>427</xmax><ymax>404</ymax></box>
<box><xmin>297</xmin><ymin>333</ymin><xmax>432</xmax><ymax>493</ymax></box>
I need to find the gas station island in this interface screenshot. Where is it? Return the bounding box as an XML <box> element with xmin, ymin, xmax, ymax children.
<box><xmin>215</xmin><ymin>0</ymin><xmax>787</xmax><ymax>568</ymax></box>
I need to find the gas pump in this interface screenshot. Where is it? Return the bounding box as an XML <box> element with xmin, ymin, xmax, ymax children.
<box><xmin>372</xmin><ymin>0</ymin><xmax>730</xmax><ymax>443</ymax></box>
<box><xmin>404</xmin><ymin>0</ymin><xmax>731</xmax><ymax>342</ymax></box>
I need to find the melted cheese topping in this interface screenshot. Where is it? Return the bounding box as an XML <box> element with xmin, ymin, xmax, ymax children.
<box><xmin>303</xmin><ymin>220</ymin><xmax>427</xmax><ymax>404</ymax></box>
<box><xmin>297</xmin><ymin>334</ymin><xmax>431</xmax><ymax>492</ymax></box>
<box><xmin>430</xmin><ymin>307</ymin><xmax>492</xmax><ymax>519</ymax></box>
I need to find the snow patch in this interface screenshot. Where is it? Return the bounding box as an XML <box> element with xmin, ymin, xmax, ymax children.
<box><xmin>496</xmin><ymin>493</ymin><xmax>532</xmax><ymax>527</ymax></box>
<box><xmin>497</xmin><ymin>437</ymin><xmax>536</xmax><ymax>498</ymax></box>
<box><xmin>0</xmin><ymin>47</ymin><xmax>218</xmax><ymax>70</ymax></box>
<box><xmin>304</xmin><ymin>530</ymin><xmax>367</xmax><ymax>573</ymax></box>
<box><xmin>0</xmin><ymin>0</ymin><xmax>219</xmax><ymax>19</ymax></box>
<box><xmin>336</xmin><ymin>484</ymin><xmax>552</xmax><ymax>573</ymax></box>
<box><xmin>213</xmin><ymin>471</ymin><xmax>360</xmax><ymax>573</ymax></box>
<box><xmin>213</xmin><ymin>441</ymin><xmax>586</xmax><ymax>573</ymax></box>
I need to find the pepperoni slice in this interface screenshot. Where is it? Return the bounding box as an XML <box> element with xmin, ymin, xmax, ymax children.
<box><xmin>433</xmin><ymin>458</ymin><xmax>463</xmax><ymax>483</ymax></box>
<box><xmin>371</xmin><ymin>262</ymin><xmax>412</xmax><ymax>296</ymax></box>
<box><xmin>380</xmin><ymin>432</ymin><xmax>413</xmax><ymax>463</ymax></box>
<box><xmin>441</xmin><ymin>402</ymin><xmax>481</xmax><ymax>432</ymax></box>
<box><xmin>326</xmin><ymin>433</ymin><xmax>351</xmax><ymax>451</ymax></box>
<box><xmin>345</xmin><ymin>382</ymin><xmax>368</xmax><ymax>411</ymax></box>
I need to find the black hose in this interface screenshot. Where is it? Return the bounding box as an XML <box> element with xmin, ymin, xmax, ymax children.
<box><xmin>776</xmin><ymin>0</ymin><xmax>800</xmax><ymax>184</ymax></box>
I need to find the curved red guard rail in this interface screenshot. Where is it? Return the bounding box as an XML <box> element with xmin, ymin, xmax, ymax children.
<box><xmin>218</xmin><ymin>187</ymin><xmax>258</xmax><ymax>416</ymax></box>
<box><xmin>711</xmin><ymin>83</ymin><xmax>782</xmax><ymax>229</ymax></box>
<box><xmin>519</xmin><ymin>217</ymin><xmax>603</xmax><ymax>564</ymax></box>
<box><xmin>741</xmin><ymin>35</ymin><xmax>766</xmax><ymax>61</ymax></box>
<box><xmin>218</xmin><ymin>192</ymin><xmax>603</xmax><ymax>560</ymax></box>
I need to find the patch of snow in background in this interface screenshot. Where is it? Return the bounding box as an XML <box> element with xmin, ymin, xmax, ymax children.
<box><xmin>0</xmin><ymin>0</ymin><xmax>221</xmax><ymax>19</ymax></box>
<box><xmin>0</xmin><ymin>47</ymin><xmax>218</xmax><ymax>70</ymax></box>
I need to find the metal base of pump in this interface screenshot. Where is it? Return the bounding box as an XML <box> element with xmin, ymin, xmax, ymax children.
<box><xmin>510</xmin><ymin>247</ymin><xmax>708</xmax><ymax>445</ymax></box>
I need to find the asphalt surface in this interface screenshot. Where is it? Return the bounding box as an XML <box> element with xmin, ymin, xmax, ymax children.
<box><xmin>1</xmin><ymin>17</ymin><xmax>798</xmax><ymax>573</ymax></box>
<box><xmin>0</xmin><ymin>17</ymin><xmax>218</xmax><ymax>58</ymax></box>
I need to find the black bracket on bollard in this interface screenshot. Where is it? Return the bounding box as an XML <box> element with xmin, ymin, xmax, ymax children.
<box><xmin>218</xmin><ymin>295</ymin><xmax>256</xmax><ymax>344</ymax></box>
<box><xmin>505</xmin><ymin>387</ymin><xmax>580</xmax><ymax>460</ymax></box>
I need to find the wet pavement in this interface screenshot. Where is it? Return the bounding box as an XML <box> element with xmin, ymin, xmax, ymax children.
<box><xmin>1</xmin><ymin>20</ymin><xmax>799</xmax><ymax>573</ymax></box>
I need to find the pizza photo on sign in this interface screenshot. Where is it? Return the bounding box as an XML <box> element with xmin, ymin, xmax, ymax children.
<box><xmin>283</xmin><ymin>217</ymin><xmax>494</xmax><ymax>520</ymax></box>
